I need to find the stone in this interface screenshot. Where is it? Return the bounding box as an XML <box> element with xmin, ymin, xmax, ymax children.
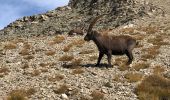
<box><xmin>61</xmin><ymin>94</ymin><xmax>69</xmax><ymax>100</ymax></box>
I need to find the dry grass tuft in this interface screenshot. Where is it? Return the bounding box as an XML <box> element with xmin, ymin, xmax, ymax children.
<box><xmin>72</xmin><ymin>68</ymin><xmax>85</xmax><ymax>75</ymax></box>
<box><xmin>21</xmin><ymin>63</ymin><xmax>29</xmax><ymax>69</ymax></box>
<box><xmin>63</xmin><ymin>39</ymin><xmax>85</xmax><ymax>52</ymax></box>
<box><xmin>135</xmin><ymin>75</ymin><xmax>170</xmax><ymax>100</ymax></box>
<box><xmin>141</xmin><ymin>46</ymin><xmax>160</xmax><ymax>60</ymax></box>
<box><xmin>39</xmin><ymin>63</ymin><xmax>50</xmax><ymax>67</ymax></box>
<box><xmin>31</xmin><ymin>70</ymin><xmax>41</xmax><ymax>77</ymax></box>
<box><xmin>4</xmin><ymin>43</ymin><xmax>17</xmax><ymax>50</ymax></box>
<box><xmin>91</xmin><ymin>90</ymin><xmax>104</xmax><ymax>100</ymax></box>
<box><xmin>79</xmin><ymin>50</ymin><xmax>94</xmax><ymax>54</ymax></box>
<box><xmin>153</xmin><ymin>66</ymin><xmax>165</xmax><ymax>75</ymax></box>
<box><xmin>53</xmin><ymin>85</ymin><xmax>69</xmax><ymax>94</ymax></box>
<box><xmin>114</xmin><ymin>58</ymin><xmax>129</xmax><ymax>71</ymax></box>
<box><xmin>45</xmin><ymin>50</ymin><xmax>55</xmax><ymax>56</ymax></box>
<box><xmin>132</xmin><ymin>62</ymin><xmax>150</xmax><ymax>71</ymax></box>
<box><xmin>72</xmin><ymin>39</ymin><xmax>85</xmax><ymax>47</ymax></box>
<box><xmin>59</xmin><ymin>55</ymin><xmax>74</xmax><ymax>61</ymax></box>
<box><xmin>120</xmin><ymin>28</ymin><xmax>135</xmax><ymax>34</ymax></box>
<box><xmin>148</xmin><ymin>35</ymin><xmax>169</xmax><ymax>46</ymax></box>
<box><xmin>19</xmin><ymin>49</ymin><xmax>30</xmax><ymax>56</ymax></box>
<box><xmin>133</xmin><ymin>35</ymin><xmax>145</xmax><ymax>40</ymax></box>
<box><xmin>12</xmin><ymin>38</ymin><xmax>24</xmax><ymax>44</ymax></box>
<box><xmin>63</xmin><ymin>44</ymin><xmax>73</xmax><ymax>52</ymax></box>
<box><xmin>49</xmin><ymin>35</ymin><xmax>65</xmax><ymax>45</ymax></box>
<box><xmin>23</xmin><ymin>55</ymin><xmax>34</xmax><ymax>60</ymax></box>
<box><xmin>113</xmin><ymin>74</ymin><xmax>123</xmax><ymax>82</ymax></box>
<box><xmin>125</xmin><ymin>73</ymin><xmax>143</xmax><ymax>83</ymax></box>
<box><xmin>7</xmin><ymin>89</ymin><xmax>27</xmax><ymax>100</ymax></box>
<box><xmin>48</xmin><ymin>74</ymin><xmax>64</xmax><ymax>82</ymax></box>
<box><xmin>138</xmin><ymin>26</ymin><xmax>158</xmax><ymax>34</ymax></box>
<box><xmin>0</xmin><ymin>67</ymin><xmax>10</xmax><ymax>78</ymax></box>
<box><xmin>89</xmin><ymin>55</ymin><xmax>98</xmax><ymax>61</ymax></box>
<box><xmin>26</xmin><ymin>88</ymin><xmax>36</xmax><ymax>97</ymax></box>
<box><xmin>118</xmin><ymin>63</ymin><xmax>129</xmax><ymax>71</ymax></box>
<box><xmin>71</xmin><ymin>58</ymin><xmax>82</xmax><ymax>66</ymax></box>
<box><xmin>7</xmin><ymin>88</ymin><xmax>36</xmax><ymax>100</ymax></box>
<box><xmin>23</xmin><ymin>42</ymin><xmax>31</xmax><ymax>50</ymax></box>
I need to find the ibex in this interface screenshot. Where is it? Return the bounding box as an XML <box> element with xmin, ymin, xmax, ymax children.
<box><xmin>84</xmin><ymin>14</ymin><xmax>138</xmax><ymax>67</ymax></box>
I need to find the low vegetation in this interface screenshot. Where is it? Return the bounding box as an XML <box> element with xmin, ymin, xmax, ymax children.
<box><xmin>124</xmin><ymin>72</ymin><xmax>143</xmax><ymax>83</ymax></box>
<box><xmin>153</xmin><ymin>65</ymin><xmax>165</xmax><ymax>75</ymax></box>
<box><xmin>72</xmin><ymin>68</ymin><xmax>85</xmax><ymax>75</ymax></box>
<box><xmin>91</xmin><ymin>90</ymin><xmax>104</xmax><ymax>100</ymax></box>
<box><xmin>45</xmin><ymin>50</ymin><xmax>56</xmax><ymax>56</ymax></box>
<box><xmin>53</xmin><ymin>84</ymin><xmax>69</xmax><ymax>94</ymax></box>
<box><xmin>7</xmin><ymin>88</ymin><xmax>36</xmax><ymax>100</ymax></box>
<box><xmin>4</xmin><ymin>43</ymin><xmax>17</xmax><ymax>50</ymax></box>
<box><xmin>135</xmin><ymin>75</ymin><xmax>170</xmax><ymax>100</ymax></box>
<box><xmin>59</xmin><ymin>55</ymin><xmax>74</xmax><ymax>61</ymax></box>
<box><xmin>48</xmin><ymin>74</ymin><xmax>64</xmax><ymax>82</ymax></box>
<box><xmin>0</xmin><ymin>67</ymin><xmax>10</xmax><ymax>78</ymax></box>
<box><xmin>49</xmin><ymin>35</ymin><xmax>65</xmax><ymax>45</ymax></box>
<box><xmin>79</xmin><ymin>50</ymin><xmax>94</xmax><ymax>54</ymax></box>
<box><xmin>132</xmin><ymin>62</ymin><xmax>150</xmax><ymax>71</ymax></box>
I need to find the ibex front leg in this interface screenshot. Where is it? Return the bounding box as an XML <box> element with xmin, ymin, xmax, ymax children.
<box><xmin>107</xmin><ymin>50</ymin><xmax>112</xmax><ymax>68</ymax></box>
<box><xmin>95</xmin><ymin>52</ymin><xmax>104</xmax><ymax>66</ymax></box>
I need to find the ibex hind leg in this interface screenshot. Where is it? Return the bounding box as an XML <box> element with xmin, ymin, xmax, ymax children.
<box><xmin>125</xmin><ymin>50</ymin><xmax>134</xmax><ymax>65</ymax></box>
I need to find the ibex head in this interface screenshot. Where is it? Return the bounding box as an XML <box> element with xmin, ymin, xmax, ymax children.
<box><xmin>84</xmin><ymin>14</ymin><xmax>106</xmax><ymax>41</ymax></box>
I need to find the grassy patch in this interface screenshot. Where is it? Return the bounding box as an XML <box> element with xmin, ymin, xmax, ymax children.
<box><xmin>49</xmin><ymin>35</ymin><xmax>65</xmax><ymax>45</ymax></box>
<box><xmin>132</xmin><ymin>62</ymin><xmax>150</xmax><ymax>71</ymax></box>
<box><xmin>59</xmin><ymin>55</ymin><xmax>74</xmax><ymax>61</ymax></box>
<box><xmin>153</xmin><ymin>66</ymin><xmax>165</xmax><ymax>75</ymax></box>
<box><xmin>21</xmin><ymin>63</ymin><xmax>29</xmax><ymax>69</ymax></box>
<box><xmin>45</xmin><ymin>50</ymin><xmax>55</xmax><ymax>56</ymax></box>
<box><xmin>141</xmin><ymin>46</ymin><xmax>160</xmax><ymax>60</ymax></box>
<box><xmin>91</xmin><ymin>90</ymin><xmax>104</xmax><ymax>100</ymax></box>
<box><xmin>148</xmin><ymin>35</ymin><xmax>169</xmax><ymax>46</ymax></box>
<box><xmin>120</xmin><ymin>27</ymin><xmax>135</xmax><ymax>34</ymax></box>
<box><xmin>19</xmin><ymin>49</ymin><xmax>30</xmax><ymax>56</ymax></box>
<box><xmin>133</xmin><ymin>35</ymin><xmax>145</xmax><ymax>40</ymax></box>
<box><xmin>4</xmin><ymin>43</ymin><xmax>17</xmax><ymax>50</ymax></box>
<box><xmin>30</xmin><ymin>70</ymin><xmax>41</xmax><ymax>77</ymax></box>
<box><xmin>63</xmin><ymin>39</ymin><xmax>85</xmax><ymax>52</ymax></box>
<box><xmin>0</xmin><ymin>67</ymin><xmax>10</xmax><ymax>78</ymax></box>
<box><xmin>89</xmin><ymin>55</ymin><xmax>98</xmax><ymax>61</ymax></box>
<box><xmin>138</xmin><ymin>26</ymin><xmax>158</xmax><ymax>34</ymax></box>
<box><xmin>113</xmin><ymin>74</ymin><xmax>123</xmax><ymax>82</ymax></box>
<box><xmin>39</xmin><ymin>63</ymin><xmax>50</xmax><ymax>67</ymax></box>
<box><xmin>48</xmin><ymin>74</ymin><xmax>64</xmax><ymax>82</ymax></box>
<box><xmin>53</xmin><ymin>85</ymin><xmax>69</xmax><ymax>94</ymax></box>
<box><xmin>125</xmin><ymin>72</ymin><xmax>143</xmax><ymax>83</ymax></box>
<box><xmin>23</xmin><ymin>55</ymin><xmax>34</xmax><ymax>60</ymax></box>
<box><xmin>71</xmin><ymin>58</ymin><xmax>82</xmax><ymax>66</ymax></box>
<box><xmin>7</xmin><ymin>88</ymin><xmax>36</xmax><ymax>100</ymax></box>
<box><xmin>63</xmin><ymin>44</ymin><xmax>73</xmax><ymax>52</ymax></box>
<box><xmin>118</xmin><ymin>63</ymin><xmax>129</xmax><ymax>71</ymax></box>
<box><xmin>79</xmin><ymin>50</ymin><xmax>94</xmax><ymax>54</ymax></box>
<box><xmin>135</xmin><ymin>75</ymin><xmax>170</xmax><ymax>100</ymax></box>
<box><xmin>72</xmin><ymin>68</ymin><xmax>85</xmax><ymax>75</ymax></box>
<box><xmin>23</xmin><ymin>42</ymin><xmax>31</xmax><ymax>50</ymax></box>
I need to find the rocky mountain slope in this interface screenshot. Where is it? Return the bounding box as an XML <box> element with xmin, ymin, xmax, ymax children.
<box><xmin>0</xmin><ymin>0</ymin><xmax>170</xmax><ymax>100</ymax></box>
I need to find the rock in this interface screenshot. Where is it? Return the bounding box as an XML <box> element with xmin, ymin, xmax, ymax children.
<box><xmin>61</xmin><ymin>94</ymin><xmax>69</xmax><ymax>100</ymax></box>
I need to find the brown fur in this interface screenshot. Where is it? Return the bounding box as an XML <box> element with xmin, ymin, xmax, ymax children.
<box><xmin>84</xmin><ymin>15</ymin><xmax>138</xmax><ymax>67</ymax></box>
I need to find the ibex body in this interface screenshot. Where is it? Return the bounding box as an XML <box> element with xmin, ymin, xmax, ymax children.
<box><xmin>84</xmin><ymin>15</ymin><xmax>138</xmax><ymax>67</ymax></box>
